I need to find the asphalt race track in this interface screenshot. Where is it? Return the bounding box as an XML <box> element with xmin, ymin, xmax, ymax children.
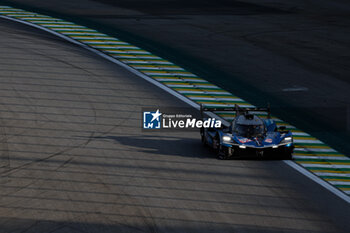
<box><xmin>0</xmin><ymin>17</ymin><xmax>350</xmax><ymax>233</ymax></box>
<box><xmin>2</xmin><ymin>0</ymin><xmax>349</xmax><ymax>154</ymax></box>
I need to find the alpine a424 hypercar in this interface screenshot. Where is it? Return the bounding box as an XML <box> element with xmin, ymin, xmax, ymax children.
<box><xmin>200</xmin><ymin>105</ymin><xmax>294</xmax><ymax>159</ymax></box>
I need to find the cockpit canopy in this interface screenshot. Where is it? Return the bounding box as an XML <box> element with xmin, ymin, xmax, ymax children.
<box><xmin>231</xmin><ymin>115</ymin><xmax>266</xmax><ymax>137</ymax></box>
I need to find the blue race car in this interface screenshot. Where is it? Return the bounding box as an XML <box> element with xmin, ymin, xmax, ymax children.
<box><xmin>200</xmin><ymin>105</ymin><xmax>294</xmax><ymax>159</ymax></box>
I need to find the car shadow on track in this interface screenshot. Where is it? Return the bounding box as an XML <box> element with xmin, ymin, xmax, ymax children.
<box><xmin>90</xmin><ymin>135</ymin><xmax>288</xmax><ymax>161</ymax></box>
<box><xmin>91</xmin><ymin>134</ymin><xmax>214</xmax><ymax>159</ymax></box>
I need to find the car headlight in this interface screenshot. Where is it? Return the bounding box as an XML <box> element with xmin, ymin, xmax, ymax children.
<box><xmin>282</xmin><ymin>137</ymin><xmax>292</xmax><ymax>143</ymax></box>
<box><xmin>222</xmin><ymin>136</ymin><xmax>231</xmax><ymax>142</ymax></box>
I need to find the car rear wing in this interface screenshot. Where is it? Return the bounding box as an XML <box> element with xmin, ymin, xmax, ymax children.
<box><xmin>200</xmin><ymin>104</ymin><xmax>271</xmax><ymax>119</ymax></box>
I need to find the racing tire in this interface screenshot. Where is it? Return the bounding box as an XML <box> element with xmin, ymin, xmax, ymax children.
<box><xmin>213</xmin><ymin>135</ymin><xmax>225</xmax><ymax>159</ymax></box>
<box><xmin>217</xmin><ymin>149</ymin><xmax>227</xmax><ymax>160</ymax></box>
<box><xmin>218</xmin><ymin>146</ymin><xmax>232</xmax><ymax>160</ymax></box>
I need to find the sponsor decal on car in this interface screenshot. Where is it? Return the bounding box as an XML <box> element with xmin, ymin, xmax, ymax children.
<box><xmin>238</xmin><ymin>138</ymin><xmax>252</xmax><ymax>143</ymax></box>
<box><xmin>265</xmin><ymin>138</ymin><xmax>273</xmax><ymax>143</ymax></box>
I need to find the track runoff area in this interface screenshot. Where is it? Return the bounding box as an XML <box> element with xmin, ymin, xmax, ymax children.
<box><xmin>0</xmin><ymin>5</ymin><xmax>349</xmax><ymax>203</ymax></box>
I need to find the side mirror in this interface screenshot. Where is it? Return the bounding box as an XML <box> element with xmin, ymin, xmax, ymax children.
<box><xmin>279</xmin><ymin>126</ymin><xmax>286</xmax><ymax>130</ymax></box>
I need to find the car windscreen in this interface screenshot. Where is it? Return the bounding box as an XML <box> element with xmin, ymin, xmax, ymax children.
<box><xmin>233</xmin><ymin>124</ymin><xmax>265</xmax><ymax>137</ymax></box>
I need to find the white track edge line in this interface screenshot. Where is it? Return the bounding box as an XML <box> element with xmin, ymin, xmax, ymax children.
<box><xmin>2</xmin><ymin>13</ymin><xmax>349</xmax><ymax>204</ymax></box>
<box><xmin>284</xmin><ymin>160</ymin><xmax>350</xmax><ymax>204</ymax></box>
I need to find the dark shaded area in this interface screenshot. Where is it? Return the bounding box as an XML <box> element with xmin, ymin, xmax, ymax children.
<box><xmin>0</xmin><ymin>217</ymin><xmax>343</xmax><ymax>233</ymax></box>
<box><xmin>274</xmin><ymin>107</ymin><xmax>348</xmax><ymax>132</ymax></box>
<box><xmin>98</xmin><ymin>0</ymin><xmax>290</xmax><ymax>15</ymax></box>
<box><xmin>87</xmin><ymin>135</ymin><xmax>215</xmax><ymax>158</ymax></box>
<box><xmin>91</xmin><ymin>135</ymin><xmax>292</xmax><ymax>160</ymax></box>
